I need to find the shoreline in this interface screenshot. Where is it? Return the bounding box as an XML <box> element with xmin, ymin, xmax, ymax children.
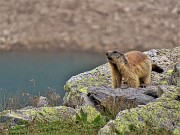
<box><xmin>0</xmin><ymin>43</ymin><xmax>178</xmax><ymax>55</ymax></box>
<box><xmin>0</xmin><ymin>44</ymin><xmax>106</xmax><ymax>54</ymax></box>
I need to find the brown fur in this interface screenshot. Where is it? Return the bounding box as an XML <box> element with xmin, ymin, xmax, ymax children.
<box><xmin>106</xmin><ymin>50</ymin><xmax>163</xmax><ymax>88</ymax></box>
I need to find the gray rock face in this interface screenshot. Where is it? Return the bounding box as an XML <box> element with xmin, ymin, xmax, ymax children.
<box><xmin>170</xmin><ymin>63</ymin><xmax>180</xmax><ymax>87</ymax></box>
<box><xmin>0</xmin><ymin>106</ymin><xmax>77</xmax><ymax>126</ymax></box>
<box><xmin>88</xmin><ymin>86</ymin><xmax>157</xmax><ymax>114</ymax></box>
<box><xmin>63</xmin><ymin>63</ymin><xmax>112</xmax><ymax>107</ymax></box>
<box><xmin>98</xmin><ymin>85</ymin><xmax>180</xmax><ymax>135</ymax></box>
<box><xmin>0</xmin><ymin>105</ymin><xmax>101</xmax><ymax>128</ymax></box>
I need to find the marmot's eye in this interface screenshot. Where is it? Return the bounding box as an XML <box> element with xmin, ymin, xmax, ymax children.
<box><xmin>119</xmin><ymin>53</ymin><xmax>124</xmax><ymax>56</ymax></box>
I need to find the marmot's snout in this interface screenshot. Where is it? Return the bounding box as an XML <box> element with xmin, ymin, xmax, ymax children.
<box><xmin>106</xmin><ymin>51</ymin><xmax>110</xmax><ymax>56</ymax></box>
<box><xmin>107</xmin><ymin>56</ymin><xmax>113</xmax><ymax>61</ymax></box>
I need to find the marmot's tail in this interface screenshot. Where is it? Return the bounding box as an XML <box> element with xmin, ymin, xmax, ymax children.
<box><xmin>152</xmin><ymin>64</ymin><xmax>164</xmax><ymax>73</ymax></box>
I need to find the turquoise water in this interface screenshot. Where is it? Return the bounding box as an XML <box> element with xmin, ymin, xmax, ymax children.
<box><xmin>0</xmin><ymin>51</ymin><xmax>105</xmax><ymax>108</ymax></box>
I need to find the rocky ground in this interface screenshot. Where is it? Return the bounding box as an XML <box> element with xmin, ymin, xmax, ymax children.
<box><xmin>63</xmin><ymin>46</ymin><xmax>180</xmax><ymax>134</ymax></box>
<box><xmin>0</xmin><ymin>0</ymin><xmax>179</xmax><ymax>53</ymax></box>
<box><xmin>1</xmin><ymin>46</ymin><xmax>179</xmax><ymax>134</ymax></box>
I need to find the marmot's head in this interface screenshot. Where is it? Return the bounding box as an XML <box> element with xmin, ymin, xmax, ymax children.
<box><xmin>106</xmin><ymin>50</ymin><xmax>128</xmax><ymax>65</ymax></box>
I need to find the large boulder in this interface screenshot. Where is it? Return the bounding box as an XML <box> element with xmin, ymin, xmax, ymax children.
<box><xmin>170</xmin><ymin>63</ymin><xmax>180</xmax><ymax>87</ymax></box>
<box><xmin>63</xmin><ymin>63</ymin><xmax>111</xmax><ymax>107</ymax></box>
<box><xmin>87</xmin><ymin>86</ymin><xmax>158</xmax><ymax>115</ymax></box>
<box><xmin>0</xmin><ymin>106</ymin><xmax>76</xmax><ymax>123</ymax></box>
<box><xmin>98</xmin><ymin>85</ymin><xmax>180</xmax><ymax>135</ymax></box>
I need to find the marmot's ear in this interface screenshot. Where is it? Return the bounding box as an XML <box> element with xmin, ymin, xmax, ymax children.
<box><xmin>121</xmin><ymin>54</ymin><xmax>128</xmax><ymax>64</ymax></box>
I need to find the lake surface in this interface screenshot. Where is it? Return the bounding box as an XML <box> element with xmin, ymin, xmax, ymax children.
<box><xmin>0</xmin><ymin>51</ymin><xmax>105</xmax><ymax>108</ymax></box>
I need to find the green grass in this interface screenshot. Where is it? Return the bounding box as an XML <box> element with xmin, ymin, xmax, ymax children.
<box><xmin>0</xmin><ymin>109</ymin><xmax>175</xmax><ymax>135</ymax></box>
<box><xmin>4</xmin><ymin>119</ymin><xmax>106</xmax><ymax>135</ymax></box>
<box><xmin>3</xmin><ymin>118</ymin><xmax>173</xmax><ymax>135</ymax></box>
<box><xmin>1</xmin><ymin>115</ymin><xmax>174</xmax><ymax>135</ymax></box>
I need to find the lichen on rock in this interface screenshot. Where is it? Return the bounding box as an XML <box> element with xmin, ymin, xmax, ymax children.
<box><xmin>63</xmin><ymin>64</ymin><xmax>112</xmax><ymax>107</ymax></box>
<box><xmin>77</xmin><ymin>105</ymin><xmax>101</xmax><ymax>123</ymax></box>
<box><xmin>98</xmin><ymin>85</ymin><xmax>180</xmax><ymax>135</ymax></box>
<box><xmin>0</xmin><ymin>105</ymin><xmax>101</xmax><ymax>128</ymax></box>
<box><xmin>169</xmin><ymin>63</ymin><xmax>180</xmax><ymax>87</ymax></box>
<box><xmin>0</xmin><ymin>106</ymin><xmax>77</xmax><ymax>124</ymax></box>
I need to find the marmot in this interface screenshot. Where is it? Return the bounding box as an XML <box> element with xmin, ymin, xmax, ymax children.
<box><xmin>106</xmin><ymin>50</ymin><xmax>163</xmax><ymax>88</ymax></box>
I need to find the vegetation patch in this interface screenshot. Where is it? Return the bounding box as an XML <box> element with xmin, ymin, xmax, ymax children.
<box><xmin>2</xmin><ymin>109</ymin><xmax>106</xmax><ymax>135</ymax></box>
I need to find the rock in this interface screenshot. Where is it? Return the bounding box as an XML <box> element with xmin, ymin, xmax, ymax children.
<box><xmin>77</xmin><ymin>105</ymin><xmax>101</xmax><ymax>123</ymax></box>
<box><xmin>63</xmin><ymin>46</ymin><xmax>180</xmax><ymax>108</ymax></box>
<box><xmin>0</xmin><ymin>106</ymin><xmax>76</xmax><ymax>124</ymax></box>
<box><xmin>63</xmin><ymin>63</ymin><xmax>112</xmax><ymax>107</ymax></box>
<box><xmin>88</xmin><ymin>86</ymin><xmax>157</xmax><ymax>114</ymax></box>
<box><xmin>0</xmin><ymin>105</ymin><xmax>101</xmax><ymax>126</ymax></box>
<box><xmin>98</xmin><ymin>120</ymin><xmax>116</xmax><ymax>135</ymax></box>
<box><xmin>63</xmin><ymin>46</ymin><xmax>180</xmax><ymax>134</ymax></box>
<box><xmin>98</xmin><ymin>85</ymin><xmax>180</xmax><ymax>135</ymax></box>
<box><xmin>170</xmin><ymin>63</ymin><xmax>180</xmax><ymax>87</ymax></box>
